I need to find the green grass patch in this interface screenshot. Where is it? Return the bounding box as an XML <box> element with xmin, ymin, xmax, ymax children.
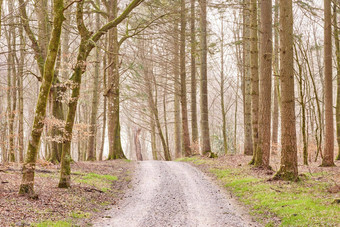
<box><xmin>74</xmin><ymin>172</ymin><xmax>117</xmax><ymax>192</ymax></box>
<box><xmin>32</xmin><ymin>220</ymin><xmax>72</xmax><ymax>227</ymax></box>
<box><xmin>210</xmin><ymin>168</ymin><xmax>340</xmax><ymax>226</ymax></box>
<box><xmin>70</xmin><ymin>211</ymin><xmax>91</xmax><ymax>219</ymax></box>
<box><xmin>176</xmin><ymin>156</ymin><xmax>213</xmax><ymax>165</ymax></box>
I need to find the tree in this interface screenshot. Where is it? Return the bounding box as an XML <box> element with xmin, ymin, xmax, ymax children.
<box><xmin>180</xmin><ymin>0</ymin><xmax>191</xmax><ymax>156</ymax></box>
<box><xmin>191</xmin><ymin>0</ymin><xmax>199</xmax><ymax>145</ymax></box>
<box><xmin>321</xmin><ymin>0</ymin><xmax>335</xmax><ymax>167</ymax></box>
<box><xmin>274</xmin><ymin>0</ymin><xmax>298</xmax><ymax>181</ymax></box>
<box><xmin>254</xmin><ymin>0</ymin><xmax>272</xmax><ymax>169</ymax></box>
<box><xmin>19</xmin><ymin>0</ymin><xmax>65</xmax><ymax>196</ymax></box>
<box><xmin>250</xmin><ymin>0</ymin><xmax>259</xmax><ymax>162</ymax></box>
<box><xmin>58</xmin><ymin>0</ymin><xmax>144</xmax><ymax>188</ymax></box>
<box><xmin>335</xmin><ymin>0</ymin><xmax>340</xmax><ymax>161</ymax></box>
<box><xmin>199</xmin><ymin>0</ymin><xmax>212</xmax><ymax>155</ymax></box>
<box><xmin>243</xmin><ymin>0</ymin><xmax>253</xmax><ymax>156</ymax></box>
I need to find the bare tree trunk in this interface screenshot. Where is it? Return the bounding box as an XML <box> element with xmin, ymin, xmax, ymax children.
<box><xmin>274</xmin><ymin>0</ymin><xmax>298</xmax><ymax>181</ymax></box>
<box><xmin>199</xmin><ymin>0</ymin><xmax>212</xmax><ymax>155</ymax></box>
<box><xmin>335</xmin><ymin>0</ymin><xmax>340</xmax><ymax>161</ymax></box>
<box><xmin>18</xmin><ymin>22</ymin><xmax>25</xmax><ymax>163</ymax></box>
<box><xmin>321</xmin><ymin>0</ymin><xmax>335</xmax><ymax>166</ymax></box>
<box><xmin>134</xmin><ymin>128</ymin><xmax>143</xmax><ymax>161</ymax></box>
<box><xmin>243</xmin><ymin>0</ymin><xmax>253</xmax><ymax>156</ymax></box>
<box><xmin>87</xmin><ymin>1</ymin><xmax>101</xmax><ymax>161</ymax></box>
<box><xmin>19</xmin><ymin>0</ymin><xmax>65</xmax><ymax>196</ymax></box>
<box><xmin>107</xmin><ymin>0</ymin><xmax>126</xmax><ymax>160</ymax></box>
<box><xmin>173</xmin><ymin>19</ymin><xmax>182</xmax><ymax>158</ymax></box>
<box><xmin>271</xmin><ymin>0</ymin><xmax>279</xmax><ymax>154</ymax></box>
<box><xmin>190</xmin><ymin>0</ymin><xmax>198</xmax><ymax>144</ymax></box>
<box><xmin>250</xmin><ymin>0</ymin><xmax>259</xmax><ymax>163</ymax></box>
<box><xmin>180</xmin><ymin>0</ymin><xmax>191</xmax><ymax>156</ymax></box>
<box><xmin>255</xmin><ymin>0</ymin><xmax>272</xmax><ymax>169</ymax></box>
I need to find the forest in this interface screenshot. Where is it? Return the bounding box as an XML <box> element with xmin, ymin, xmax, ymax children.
<box><xmin>0</xmin><ymin>0</ymin><xmax>339</xmax><ymax>226</ymax></box>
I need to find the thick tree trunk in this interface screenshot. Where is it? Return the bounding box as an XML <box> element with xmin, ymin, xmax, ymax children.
<box><xmin>107</xmin><ymin>0</ymin><xmax>126</xmax><ymax>160</ymax></box>
<box><xmin>322</xmin><ymin>0</ymin><xmax>335</xmax><ymax>167</ymax></box>
<box><xmin>19</xmin><ymin>0</ymin><xmax>65</xmax><ymax>195</ymax></box>
<box><xmin>255</xmin><ymin>0</ymin><xmax>272</xmax><ymax>169</ymax></box>
<box><xmin>274</xmin><ymin>0</ymin><xmax>298</xmax><ymax>181</ymax></box>
<box><xmin>199</xmin><ymin>0</ymin><xmax>212</xmax><ymax>155</ymax></box>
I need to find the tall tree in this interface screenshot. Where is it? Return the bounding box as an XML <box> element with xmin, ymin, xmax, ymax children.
<box><xmin>243</xmin><ymin>0</ymin><xmax>253</xmax><ymax>156</ymax></box>
<box><xmin>335</xmin><ymin>0</ymin><xmax>340</xmax><ymax>161</ymax></box>
<box><xmin>19</xmin><ymin>0</ymin><xmax>65</xmax><ymax>196</ymax></box>
<box><xmin>254</xmin><ymin>0</ymin><xmax>272</xmax><ymax>169</ymax></box>
<box><xmin>274</xmin><ymin>0</ymin><xmax>298</xmax><ymax>181</ymax></box>
<box><xmin>250</xmin><ymin>0</ymin><xmax>259</xmax><ymax>162</ymax></box>
<box><xmin>322</xmin><ymin>0</ymin><xmax>335</xmax><ymax>167</ymax></box>
<box><xmin>199</xmin><ymin>0</ymin><xmax>212</xmax><ymax>155</ymax></box>
<box><xmin>180</xmin><ymin>0</ymin><xmax>191</xmax><ymax>156</ymax></box>
<box><xmin>106</xmin><ymin>0</ymin><xmax>126</xmax><ymax>160</ymax></box>
<box><xmin>58</xmin><ymin>0</ymin><xmax>143</xmax><ymax>188</ymax></box>
<box><xmin>191</xmin><ymin>0</ymin><xmax>199</xmax><ymax>144</ymax></box>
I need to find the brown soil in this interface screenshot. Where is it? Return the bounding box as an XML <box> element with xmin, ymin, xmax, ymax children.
<box><xmin>0</xmin><ymin>160</ymin><xmax>135</xmax><ymax>226</ymax></box>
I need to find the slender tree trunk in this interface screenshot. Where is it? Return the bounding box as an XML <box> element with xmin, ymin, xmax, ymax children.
<box><xmin>250</xmin><ymin>0</ymin><xmax>259</xmax><ymax>163</ymax></box>
<box><xmin>274</xmin><ymin>0</ymin><xmax>298</xmax><ymax>181</ymax></box>
<box><xmin>220</xmin><ymin>16</ymin><xmax>228</xmax><ymax>155</ymax></box>
<box><xmin>180</xmin><ymin>0</ymin><xmax>191</xmax><ymax>156</ymax></box>
<box><xmin>190</xmin><ymin>0</ymin><xmax>198</xmax><ymax>144</ymax></box>
<box><xmin>134</xmin><ymin>129</ymin><xmax>143</xmax><ymax>161</ymax></box>
<box><xmin>243</xmin><ymin>0</ymin><xmax>253</xmax><ymax>156</ymax></box>
<box><xmin>87</xmin><ymin>2</ymin><xmax>101</xmax><ymax>161</ymax></box>
<box><xmin>18</xmin><ymin>23</ymin><xmax>25</xmax><ymax>163</ymax></box>
<box><xmin>19</xmin><ymin>0</ymin><xmax>65</xmax><ymax>195</ymax></box>
<box><xmin>271</xmin><ymin>0</ymin><xmax>279</xmax><ymax>154</ymax></box>
<box><xmin>255</xmin><ymin>0</ymin><xmax>272</xmax><ymax>169</ymax></box>
<box><xmin>199</xmin><ymin>0</ymin><xmax>212</xmax><ymax>155</ymax></box>
<box><xmin>335</xmin><ymin>0</ymin><xmax>340</xmax><ymax>161</ymax></box>
<box><xmin>173</xmin><ymin>19</ymin><xmax>182</xmax><ymax>158</ymax></box>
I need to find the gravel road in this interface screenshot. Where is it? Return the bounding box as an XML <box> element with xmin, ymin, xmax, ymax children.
<box><xmin>93</xmin><ymin>161</ymin><xmax>259</xmax><ymax>227</ymax></box>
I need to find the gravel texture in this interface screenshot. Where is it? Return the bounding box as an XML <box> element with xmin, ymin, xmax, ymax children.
<box><xmin>93</xmin><ymin>161</ymin><xmax>259</xmax><ymax>227</ymax></box>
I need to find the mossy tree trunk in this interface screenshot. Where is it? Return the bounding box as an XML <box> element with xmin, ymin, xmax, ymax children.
<box><xmin>58</xmin><ymin>0</ymin><xmax>143</xmax><ymax>188</ymax></box>
<box><xmin>19</xmin><ymin>0</ymin><xmax>65</xmax><ymax>196</ymax></box>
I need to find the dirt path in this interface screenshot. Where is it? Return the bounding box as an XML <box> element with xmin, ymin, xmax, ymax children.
<box><xmin>93</xmin><ymin>161</ymin><xmax>259</xmax><ymax>227</ymax></box>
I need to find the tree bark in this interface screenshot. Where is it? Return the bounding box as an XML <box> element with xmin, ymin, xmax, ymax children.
<box><xmin>274</xmin><ymin>0</ymin><xmax>298</xmax><ymax>181</ymax></box>
<box><xmin>243</xmin><ymin>0</ymin><xmax>253</xmax><ymax>156</ymax></box>
<box><xmin>335</xmin><ymin>0</ymin><xmax>340</xmax><ymax>161</ymax></box>
<box><xmin>322</xmin><ymin>0</ymin><xmax>335</xmax><ymax>166</ymax></box>
<box><xmin>255</xmin><ymin>0</ymin><xmax>272</xmax><ymax>169</ymax></box>
<box><xmin>19</xmin><ymin>0</ymin><xmax>65</xmax><ymax>195</ymax></box>
<box><xmin>191</xmin><ymin>0</ymin><xmax>198</xmax><ymax>144</ymax></box>
<box><xmin>180</xmin><ymin>0</ymin><xmax>191</xmax><ymax>156</ymax></box>
<box><xmin>199</xmin><ymin>0</ymin><xmax>211</xmax><ymax>155</ymax></box>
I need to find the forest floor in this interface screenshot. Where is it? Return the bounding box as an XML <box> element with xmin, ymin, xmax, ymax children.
<box><xmin>179</xmin><ymin>154</ymin><xmax>340</xmax><ymax>227</ymax></box>
<box><xmin>0</xmin><ymin>159</ymin><xmax>135</xmax><ymax>226</ymax></box>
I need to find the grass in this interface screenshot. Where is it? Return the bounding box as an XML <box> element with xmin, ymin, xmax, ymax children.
<box><xmin>32</xmin><ymin>220</ymin><xmax>72</xmax><ymax>227</ymax></box>
<box><xmin>176</xmin><ymin>156</ymin><xmax>213</xmax><ymax>165</ymax></box>
<box><xmin>180</xmin><ymin>157</ymin><xmax>340</xmax><ymax>226</ymax></box>
<box><xmin>210</xmin><ymin>168</ymin><xmax>340</xmax><ymax>226</ymax></box>
<box><xmin>74</xmin><ymin>172</ymin><xmax>118</xmax><ymax>192</ymax></box>
<box><xmin>70</xmin><ymin>211</ymin><xmax>91</xmax><ymax>219</ymax></box>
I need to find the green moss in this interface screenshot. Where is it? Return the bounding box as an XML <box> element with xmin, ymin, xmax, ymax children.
<box><xmin>211</xmin><ymin>168</ymin><xmax>340</xmax><ymax>226</ymax></box>
<box><xmin>32</xmin><ymin>220</ymin><xmax>72</xmax><ymax>227</ymax></box>
<box><xmin>70</xmin><ymin>211</ymin><xmax>91</xmax><ymax>219</ymax></box>
<box><xmin>176</xmin><ymin>156</ymin><xmax>213</xmax><ymax>165</ymax></box>
<box><xmin>74</xmin><ymin>172</ymin><xmax>117</xmax><ymax>192</ymax></box>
